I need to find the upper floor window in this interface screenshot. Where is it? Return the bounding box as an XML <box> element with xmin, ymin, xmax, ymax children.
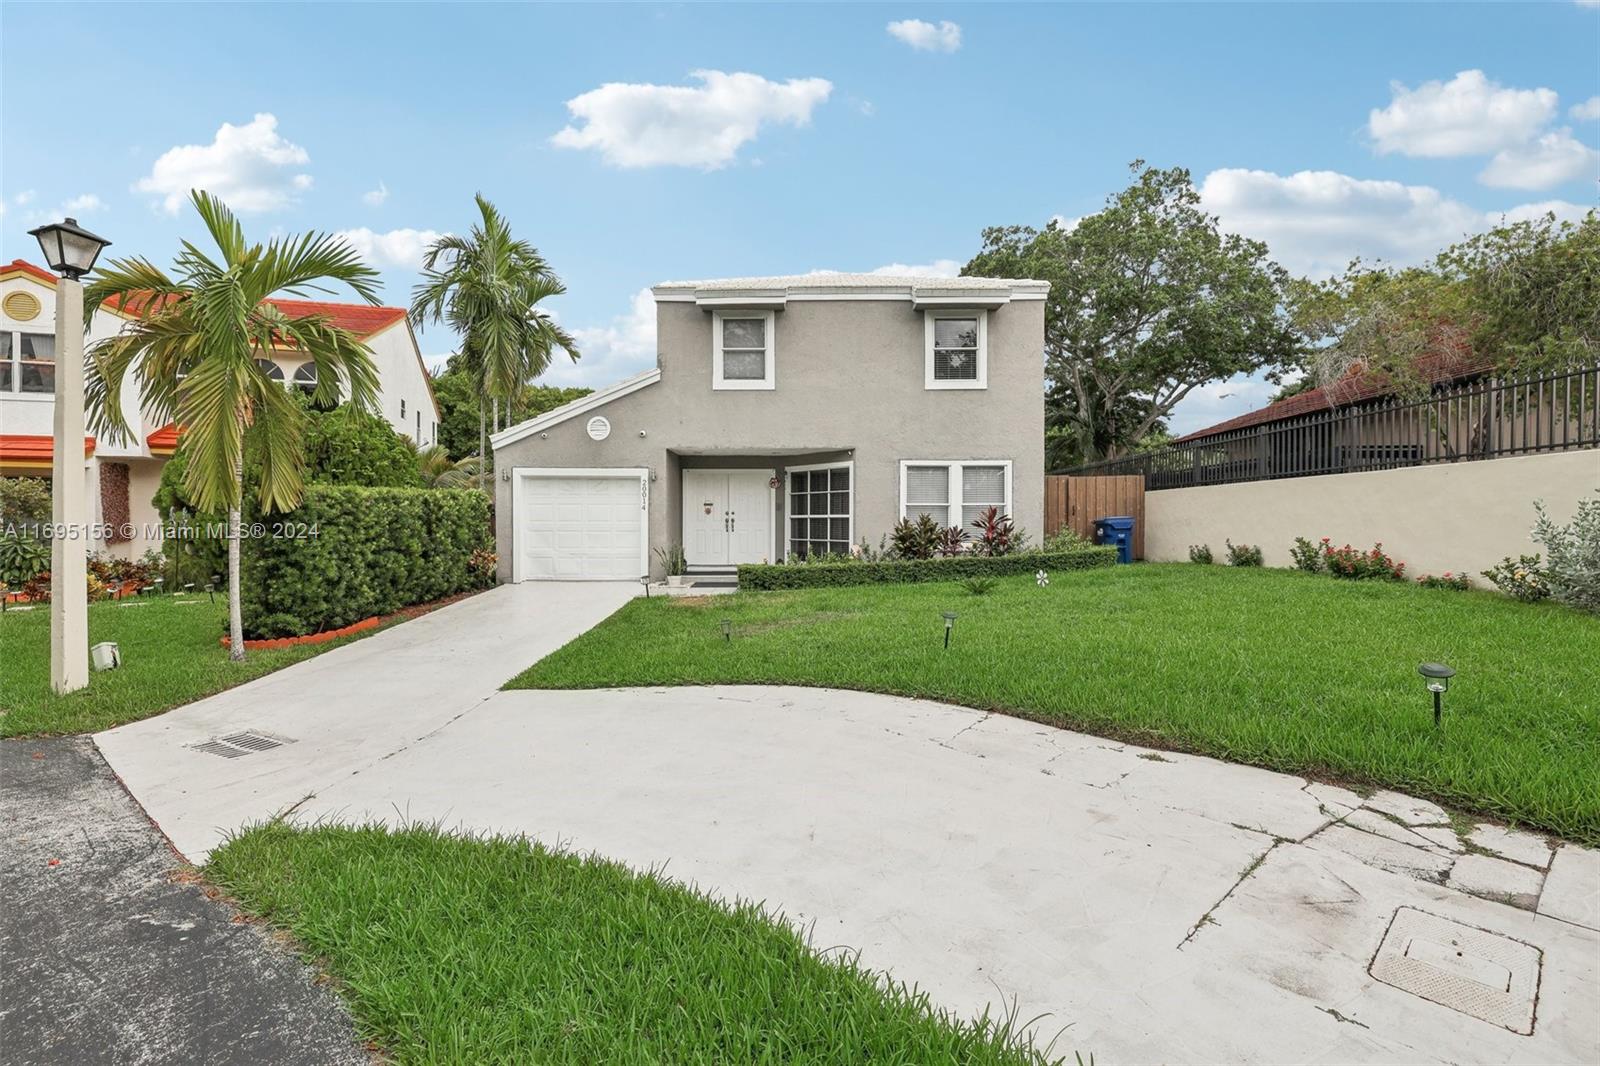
<box><xmin>1</xmin><ymin>331</ymin><xmax>56</xmax><ymax>394</ymax></box>
<box><xmin>712</xmin><ymin>311</ymin><xmax>775</xmax><ymax>391</ymax></box>
<box><xmin>924</xmin><ymin>311</ymin><xmax>987</xmax><ymax>390</ymax></box>
<box><xmin>293</xmin><ymin>363</ymin><xmax>318</xmax><ymax>396</ymax></box>
<box><xmin>255</xmin><ymin>358</ymin><xmax>285</xmax><ymax>382</ymax></box>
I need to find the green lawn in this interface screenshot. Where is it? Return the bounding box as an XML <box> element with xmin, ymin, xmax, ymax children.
<box><xmin>206</xmin><ymin>822</ymin><xmax>1060</xmax><ymax>1065</ymax></box>
<box><xmin>510</xmin><ymin>565</ymin><xmax>1600</xmax><ymax>844</ymax></box>
<box><xmin>0</xmin><ymin>595</ymin><xmax>391</xmax><ymax>737</ymax></box>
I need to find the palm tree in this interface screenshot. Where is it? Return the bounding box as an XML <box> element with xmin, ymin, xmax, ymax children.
<box><xmin>410</xmin><ymin>194</ymin><xmax>578</xmax><ymax>488</ymax></box>
<box><xmin>83</xmin><ymin>190</ymin><xmax>382</xmax><ymax>660</ymax></box>
<box><xmin>411</xmin><ymin>441</ymin><xmax>484</xmax><ymax>490</ymax></box>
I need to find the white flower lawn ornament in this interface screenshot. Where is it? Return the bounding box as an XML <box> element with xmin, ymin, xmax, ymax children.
<box><xmin>1036</xmin><ymin>569</ymin><xmax>1050</xmax><ymax>587</ymax></box>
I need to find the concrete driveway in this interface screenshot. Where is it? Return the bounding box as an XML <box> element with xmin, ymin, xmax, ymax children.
<box><xmin>96</xmin><ymin>581</ymin><xmax>637</xmax><ymax>861</ymax></box>
<box><xmin>97</xmin><ymin>587</ymin><xmax>1600</xmax><ymax>1065</ymax></box>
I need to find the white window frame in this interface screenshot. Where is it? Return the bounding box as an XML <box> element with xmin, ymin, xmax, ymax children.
<box><xmin>712</xmin><ymin>310</ymin><xmax>776</xmax><ymax>391</ymax></box>
<box><xmin>898</xmin><ymin>460</ymin><xmax>1012</xmax><ymax>529</ymax></box>
<box><xmin>924</xmin><ymin>310</ymin><xmax>987</xmax><ymax>391</ymax></box>
<box><xmin>785</xmin><ymin>460</ymin><xmax>854</xmax><ymax>560</ymax></box>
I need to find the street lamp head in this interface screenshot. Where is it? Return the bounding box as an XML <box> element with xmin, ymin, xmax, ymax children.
<box><xmin>1418</xmin><ymin>661</ymin><xmax>1455</xmax><ymax>694</ymax></box>
<box><xmin>26</xmin><ymin>217</ymin><xmax>111</xmax><ymax>279</ymax></box>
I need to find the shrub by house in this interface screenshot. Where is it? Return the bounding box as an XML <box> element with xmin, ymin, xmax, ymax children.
<box><xmin>738</xmin><ymin>546</ymin><xmax>1115</xmax><ymax>590</ymax></box>
<box><xmin>242</xmin><ymin>485</ymin><xmax>492</xmax><ymax>638</ymax></box>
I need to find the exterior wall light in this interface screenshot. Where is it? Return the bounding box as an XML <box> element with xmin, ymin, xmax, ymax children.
<box><xmin>942</xmin><ymin>611</ymin><xmax>957</xmax><ymax>649</ymax></box>
<box><xmin>1418</xmin><ymin>662</ymin><xmax>1455</xmax><ymax>726</ymax></box>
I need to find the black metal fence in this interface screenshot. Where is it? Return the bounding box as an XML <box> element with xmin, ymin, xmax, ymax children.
<box><xmin>1055</xmin><ymin>364</ymin><xmax>1600</xmax><ymax>490</ymax></box>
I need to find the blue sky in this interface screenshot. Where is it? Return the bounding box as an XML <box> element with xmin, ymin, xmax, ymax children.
<box><xmin>4</xmin><ymin>2</ymin><xmax>1596</xmax><ymax>433</ymax></box>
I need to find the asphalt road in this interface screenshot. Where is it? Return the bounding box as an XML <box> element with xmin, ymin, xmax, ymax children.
<box><xmin>0</xmin><ymin>737</ymin><xmax>366</xmax><ymax>1066</ymax></box>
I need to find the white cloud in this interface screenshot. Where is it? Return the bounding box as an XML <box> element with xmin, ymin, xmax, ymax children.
<box><xmin>554</xmin><ymin>287</ymin><xmax>658</xmax><ymax>387</ymax></box>
<box><xmin>808</xmin><ymin>259</ymin><xmax>963</xmax><ymax>278</ymax></box>
<box><xmin>61</xmin><ymin>193</ymin><xmax>107</xmax><ymax>215</ymax></box>
<box><xmin>886</xmin><ymin>19</ymin><xmax>962</xmax><ymax>53</ymax></box>
<box><xmin>1199</xmin><ymin>167</ymin><xmax>1594</xmax><ymax>278</ymax></box>
<box><xmin>551</xmin><ymin>70</ymin><xmax>832</xmax><ymax>169</ymax></box>
<box><xmin>363</xmin><ymin>181</ymin><xmax>389</xmax><ymax>206</ymax></box>
<box><xmin>1492</xmin><ymin>200</ymin><xmax>1594</xmax><ymax>226</ymax></box>
<box><xmin>14</xmin><ymin>190</ymin><xmax>35</xmax><ymax>206</ymax></box>
<box><xmin>134</xmin><ymin>114</ymin><xmax>312</xmax><ymax>214</ymax></box>
<box><xmin>333</xmin><ymin>227</ymin><xmax>445</xmax><ymax>270</ymax></box>
<box><xmin>1480</xmin><ymin>128</ymin><xmax>1600</xmax><ymax>189</ymax></box>
<box><xmin>1571</xmin><ymin>96</ymin><xmax>1600</xmax><ymax>121</ymax></box>
<box><xmin>1368</xmin><ymin>70</ymin><xmax>1556</xmax><ymax>157</ymax></box>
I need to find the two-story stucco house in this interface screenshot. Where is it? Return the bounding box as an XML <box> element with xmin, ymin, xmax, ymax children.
<box><xmin>489</xmin><ymin>273</ymin><xmax>1048</xmax><ymax>582</ymax></box>
<box><xmin>0</xmin><ymin>258</ymin><xmax>439</xmax><ymax>559</ymax></box>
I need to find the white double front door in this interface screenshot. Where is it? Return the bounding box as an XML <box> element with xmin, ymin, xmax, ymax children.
<box><xmin>682</xmin><ymin>469</ymin><xmax>772</xmax><ymax>566</ymax></box>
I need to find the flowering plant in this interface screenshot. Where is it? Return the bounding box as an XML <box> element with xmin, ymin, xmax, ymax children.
<box><xmin>1417</xmin><ymin>572</ymin><xmax>1471</xmax><ymax>591</ymax></box>
<box><xmin>1321</xmin><ymin>541</ymin><xmax>1405</xmax><ymax>581</ymax></box>
<box><xmin>1480</xmin><ymin>554</ymin><xmax>1549</xmax><ymax>601</ymax></box>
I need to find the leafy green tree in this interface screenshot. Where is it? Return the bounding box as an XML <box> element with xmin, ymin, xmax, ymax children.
<box><xmin>432</xmin><ymin>358</ymin><xmax>590</xmax><ymax>461</ymax></box>
<box><xmin>411</xmin><ymin>196</ymin><xmax>579</xmax><ymax>486</ymax></box>
<box><xmin>84</xmin><ymin>191</ymin><xmax>382</xmax><ymax>658</ymax></box>
<box><xmin>413</xmin><ymin>444</ymin><xmax>484</xmax><ymax>489</ymax></box>
<box><xmin>966</xmin><ymin>162</ymin><xmax>1298</xmax><ymax>461</ymax></box>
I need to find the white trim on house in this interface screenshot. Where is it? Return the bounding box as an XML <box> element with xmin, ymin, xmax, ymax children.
<box><xmin>510</xmin><ymin>466</ymin><xmax>649</xmax><ymax>582</ymax></box>
<box><xmin>785</xmin><ymin>459</ymin><xmax>855</xmax><ymax>559</ymax></box>
<box><xmin>650</xmin><ymin>278</ymin><xmax>1050</xmax><ymax>306</ymax></box>
<box><xmin>924</xmin><ymin>310</ymin><xmax>988</xmax><ymax>391</ymax></box>
<box><xmin>898</xmin><ymin>459</ymin><xmax>1013</xmax><ymax>529</ymax></box>
<box><xmin>491</xmin><ymin>367</ymin><xmax>662</xmax><ymax>450</ymax></box>
<box><xmin>711</xmin><ymin>310</ymin><xmax>776</xmax><ymax>391</ymax></box>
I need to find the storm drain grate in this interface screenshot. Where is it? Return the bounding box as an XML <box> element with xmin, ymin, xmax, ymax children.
<box><xmin>1369</xmin><ymin>907</ymin><xmax>1541</xmax><ymax>1034</ymax></box>
<box><xmin>190</xmin><ymin>731</ymin><xmax>295</xmax><ymax>759</ymax></box>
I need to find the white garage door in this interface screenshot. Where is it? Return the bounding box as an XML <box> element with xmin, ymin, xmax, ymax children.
<box><xmin>516</xmin><ymin>471</ymin><xmax>646</xmax><ymax>581</ymax></box>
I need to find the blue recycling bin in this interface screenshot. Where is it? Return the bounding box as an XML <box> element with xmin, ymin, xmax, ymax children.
<box><xmin>1094</xmin><ymin>515</ymin><xmax>1136</xmax><ymax>564</ymax></box>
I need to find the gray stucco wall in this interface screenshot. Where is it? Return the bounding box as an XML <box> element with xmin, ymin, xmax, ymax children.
<box><xmin>493</xmin><ymin>296</ymin><xmax>1045</xmax><ymax>580</ymax></box>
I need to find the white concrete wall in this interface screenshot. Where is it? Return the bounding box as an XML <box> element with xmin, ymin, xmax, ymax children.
<box><xmin>1145</xmin><ymin>449</ymin><xmax>1600</xmax><ymax>578</ymax></box>
<box><xmin>366</xmin><ymin>321</ymin><xmax>439</xmax><ymax>447</ymax></box>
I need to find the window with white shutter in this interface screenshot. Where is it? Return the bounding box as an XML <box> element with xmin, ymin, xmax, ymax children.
<box><xmin>924</xmin><ymin>311</ymin><xmax>987</xmax><ymax>390</ymax></box>
<box><xmin>899</xmin><ymin>461</ymin><xmax>1012</xmax><ymax>533</ymax></box>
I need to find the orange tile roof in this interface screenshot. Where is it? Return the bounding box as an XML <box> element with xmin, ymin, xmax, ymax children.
<box><xmin>0</xmin><ymin>434</ymin><xmax>96</xmax><ymax>464</ymax></box>
<box><xmin>1</xmin><ymin>259</ymin><xmax>59</xmax><ymax>286</ymax></box>
<box><xmin>1176</xmin><ymin>331</ymin><xmax>1496</xmax><ymax>443</ymax></box>
<box><xmin>102</xmin><ymin>289</ymin><xmax>408</xmax><ymax>339</ymax></box>
<box><xmin>146</xmin><ymin>423</ymin><xmax>181</xmax><ymax>454</ymax></box>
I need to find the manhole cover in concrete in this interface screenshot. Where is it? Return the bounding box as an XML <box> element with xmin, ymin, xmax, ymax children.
<box><xmin>1369</xmin><ymin>907</ymin><xmax>1541</xmax><ymax>1034</ymax></box>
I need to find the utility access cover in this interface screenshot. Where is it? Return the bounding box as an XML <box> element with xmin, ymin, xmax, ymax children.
<box><xmin>189</xmin><ymin>731</ymin><xmax>295</xmax><ymax>759</ymax></box>
<box><xmin>1369</xmin><ymin>907</ymin><xmax>1541</xmax><ymax>1034</ymax></box>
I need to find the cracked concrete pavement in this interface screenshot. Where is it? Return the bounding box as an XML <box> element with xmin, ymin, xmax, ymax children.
<box><xmin>91</xmin><ymin>583</ymin><xmax>1600</xmax><ymax>1064</ymax></box>
<box><xmin>0</xmin><ymin>738</ymin><xmax>365</xmax><ymax>1066</ymax></box>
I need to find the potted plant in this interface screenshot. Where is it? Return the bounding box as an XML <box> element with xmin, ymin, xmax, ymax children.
<box><xmin>655</xmin><ymin>543</ymin><xmax>688</xmax><ymax>586</ymax></box>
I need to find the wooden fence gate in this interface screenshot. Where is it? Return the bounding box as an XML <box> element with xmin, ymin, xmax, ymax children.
<box><xmin>1045</xmin><ymin>475</ymin><xmax>1146</xmax><ymax>559</ymax></box>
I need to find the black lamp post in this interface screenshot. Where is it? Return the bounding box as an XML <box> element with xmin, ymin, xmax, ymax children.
<box><xmin>1418</xmin><ymin>662</ymin><xmax>1455</xmax><ymax>727</ymax></box>
<box><xmin>27</xmin><ymin>217</ymin><xmax>111</xmax><ymax>279</ymax></box>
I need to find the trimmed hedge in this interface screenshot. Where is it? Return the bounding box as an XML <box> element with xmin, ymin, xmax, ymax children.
<box><xmin>241</xmin><ymin>485</ymin><xmax>492</xmax><ymax>638</ymax></box>
<box><xmin>737</xmin><ymin>547</ymin><xmax>1117</xmax><ymax>590</ymax></box>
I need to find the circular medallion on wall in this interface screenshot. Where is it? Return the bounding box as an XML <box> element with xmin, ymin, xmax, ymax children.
<box><xmin>3</xmin><ymin>291</ymin><xmax>42</xmax><ymax>322</ymax></box>
<box><xmin>586</xmin><ymin>415</ymin><xmax>612</xmax><ymax>441</ymax></box>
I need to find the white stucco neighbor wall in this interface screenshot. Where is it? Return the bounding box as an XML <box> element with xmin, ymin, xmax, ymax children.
<box><xmin>1144</xmin><ymin>449</ymin><xmax>1599</xmax><ymax>578</ymax></box>
<box><xmin>365</xmin><ymin>321</ymin><xmax>439</xmax><ymax>447</ymax></box>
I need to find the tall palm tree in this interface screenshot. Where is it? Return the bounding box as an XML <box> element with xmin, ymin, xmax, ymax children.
<box><xmin>410</xmin><ymin>194</ymin><xmax>578</xmax><ymax>488</ymax></box>
<box><xmin>83</xmin><ymin>190</ymin><xmax>382</xmax><ymax>660</ymax></box>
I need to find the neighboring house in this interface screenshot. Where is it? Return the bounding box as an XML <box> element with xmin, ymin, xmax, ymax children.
<box><xmin>0</xmin><ymin>258</ymin><xmax>439</xmax><ymax>558</ymax></box>
<box><xmin>1076</xmin><ymin>339</ymin><xmax>1598</xmax><ymax>489</ymax></box>
<box><xmin>489</xmin><ymin>273</ymin><xmax>1049</xmax><ymax>582</ymax></box>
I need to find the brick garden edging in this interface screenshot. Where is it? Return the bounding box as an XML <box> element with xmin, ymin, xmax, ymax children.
<box><xmin>220</xmin><ymin>615</ymin><xmax>382</xmax><ymax>651</ymax></box>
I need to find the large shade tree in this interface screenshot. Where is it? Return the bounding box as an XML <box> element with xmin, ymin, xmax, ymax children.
<box><xmin>410</xmin><ymin>195</ymin><xmax>579</xmax><ymax>485</ymax></box>
<box><xmin>83</xmin><ymin>191</ymin><xmax>382</xmax><ymax>659</ymax></box>
<box><xmin>966</xmin><ymin>162</ymin><xmax>1300</xmax><ymax>464</ymax></box>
